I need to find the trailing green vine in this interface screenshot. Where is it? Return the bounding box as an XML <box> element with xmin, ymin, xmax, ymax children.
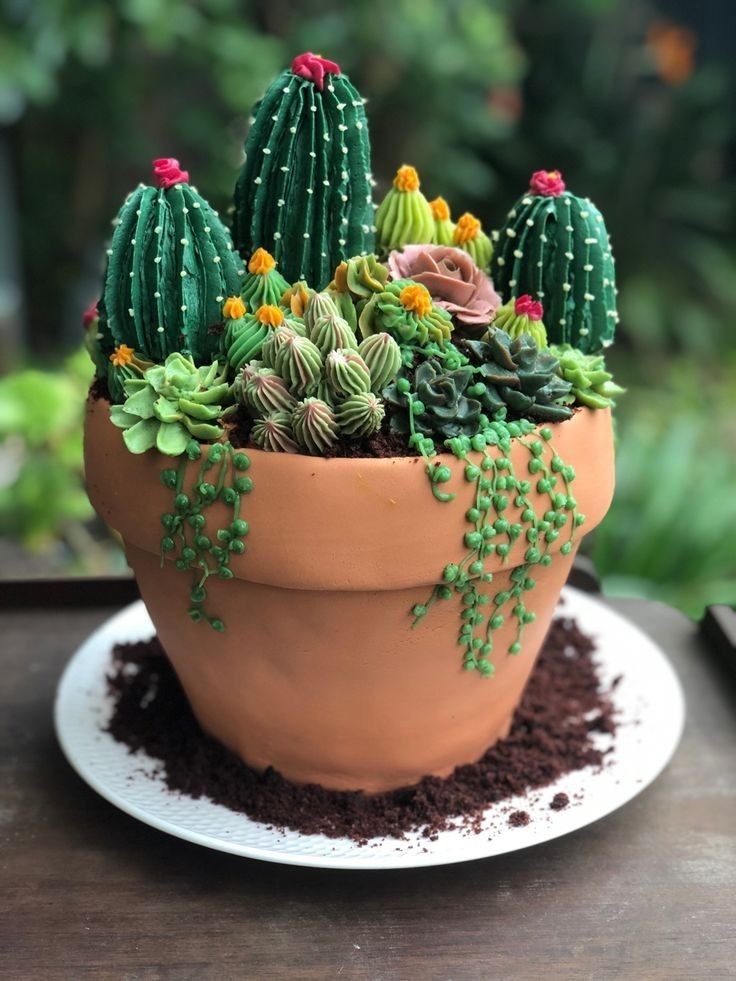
<box><xmin>158</xmin><ymin>440</ymin><xmax>252</xmax><ymax>631</ymax></box>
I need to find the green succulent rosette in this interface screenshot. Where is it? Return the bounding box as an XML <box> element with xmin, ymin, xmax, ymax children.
<box><xmin>357</xmin><ymin>332</ymin><xmax>402</xmax><ymax>392</ymax></box>
<box><xmin>358</xmin><ymin>280</ymin><xmax>453</xmax><ymax>348</ymax></box>
<box><xmin>240</xmin><ymin>248</ymin><xmax>290</xmax><ymax>310</ymax></box>
<box><xmin>292</xmin><ymin>397</ymin><xmax>339</xmax><ymax>455</ymax></box>
<box><xmin>551</xmin><ymin>344</ymin><xmax>625</xmax><ymax>409</ymax></box>
<box><xmin>109</xmin><ymin>352</ymin><xmax>232</xmax><ymax>456</ymax></box>
<box><xmin>383</xmin><ymin>360</ymin><xmax>482</xmax><ymax>441</ymax></box>
<box><xmin>459</xmin><ymin>329</ymin><xmax>573</xmax><ymax>422</ymax></box>
<box><xmin>375</xmin><ymin>165</ymin><xmax>434</xmax><ymax>253</ymax></box>
<box><xmin>335</xmin><ymin>391</ymin><xmax>386</xmax><ymax>437</ymax></box>
<box><xmin>330</xmin><ymin>254</ymin><xmax>389</xmax><ymax>300</ymax></box>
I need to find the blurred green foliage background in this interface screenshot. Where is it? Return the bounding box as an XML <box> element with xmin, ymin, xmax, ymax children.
<box><xmin>1</xmin><ymin>0</ymin><xmax>734</xmax><ymax>616</ymax></box>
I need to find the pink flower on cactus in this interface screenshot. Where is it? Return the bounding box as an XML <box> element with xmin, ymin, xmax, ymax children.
<box><xmin>388</xmin><ymin>245</ymin><xmax>501</xmax><ymax>333</ymax></box>
<box><xmin>153</xmin><ymin>158</ymin><xmax>190</xmax><ymax>188</ymax></box>
<box><xmin>514</xmin><ymin>294</ymin><xmax>544</xmax><ymax>320</ymax></box>
<box><xmin>529</xmin><ymin>169</ymin><xmax>566</xmax><ymax>197</ymax></box>
<box><xmin>82</xmin><ymin>300</ymin><xmax>98</xmax><ymax>329</ymax></box>
<box><xmin>291</xmin><ymin>52</ymin><xmax>341</xmax><ymax>91</ymax></box>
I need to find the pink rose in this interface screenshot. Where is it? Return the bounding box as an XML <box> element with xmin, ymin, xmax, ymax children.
<box><xmin>529</xmin><ymin>169</ymin><xmax>566</xmax><ymax>197</ymax></box>
<box><xmin>388</xmin><ymin>245</ymin><xmax>501</xmax><ymax>332</ymax></box>
<box><xmin>291</xmin><ymin>52</ymin><xmax>341</xmax><ymax>91</ymax></box>
<box><xmin>153</xmin><ymin>158</ymin><xmax>190</xmax><ymax>189</ymax></box>
<box><xmin>514</xmin><ymin>294</ymin><xmax>544</xmax><ymax>320</ymax></box>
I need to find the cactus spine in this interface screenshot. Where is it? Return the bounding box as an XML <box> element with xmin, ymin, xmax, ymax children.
<box><xmin>232</xmin><ymin>53</ymin><xmax>375</xmax><ymax>288</ymax></box>
<box><xmin>491</xmin><ymin>172</ymin><xmax>618</xmax><ymax>353</ymax></box>
<box><xmin>98</xmin><ymin>159</ymin><xmax>243</xmax><ymax>367</ymax></box>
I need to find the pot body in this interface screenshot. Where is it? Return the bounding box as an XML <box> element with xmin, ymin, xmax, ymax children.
<box><xmin>85</xmin><ymin>398</ymin><xmax>615</xmax><ymax>792</ymax></box>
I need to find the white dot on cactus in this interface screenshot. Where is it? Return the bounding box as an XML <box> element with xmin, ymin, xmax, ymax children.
<box><xmin>280</xmin><ymin>166</ymin><xmax>289</xmax><ymax>173</ymax></box>
<box><xmin>307</xmin><ymin>188</ymin><xmax>313</xmax><ymax>194</ymax></box>
<box><xmin>182</xmin><ymin>207</ymin><xmax>189</xmax><ymax>214</ymax></box>
<box><xmin>596</xmin><ymin>214</ymin><xmax>603</xmax><ymax>222</ymax></box>
<box><xmin>337</xmin><ymin>102</ymin><xmax>346</xmax><ymax>110</ymax></box>
<box><xmin>323</xmin><ymin>180</ymin><xmax>330</xmax><ymax>187</ymax></box>
<box><xmin>277</xmin><ymin>199</ymin><xmax>285</xmax><ymax>207</ymax></box>
<box><xmin>344</xmin><ymin>172</ymin><xmax>350</xmax><ymax>181</ymax></box>
<box><xmin>566</xmin><ymin>225</ymin><xmax>573</xmax><ymax>232</ymax></box>
<box><xmin>181</xmin><ymin>305</ymin><xmax>187</xmax><ymax>312</ymax></box>
<box><xmin>128</xmin><ymin>308</ymin><xmax>134</xmax><ymax>316</ymax></box>
<box><xmin>129</xmin><ymin>271</ymin><xmax>134</xmax><ymax>278</ymax></box>
<box><xmin>537</xmin><ymin>291</ymin><xmax>544</xmax><ymax>297</ymax></box>
<box><xmin>491</xmin><ymin>231</ymin><xmax>499</xmax><ymax>242</ymax></box>
<box><xmin>213</xmin><ymin>256</ymin><xmax>221</xmax><ymax>263</ymax></box>
<box><xmin>131</xmin><ymin>239</ymin><xmax>136</xmax><ymax>245</ymax></box>
<box><xmin>341</xmin><ymin>217</ymin><xmax>348</xmax><ymax>225</ymax></box>
<box><xmin>356</xmin><ymin>121</ymin><xmax>363</xmax><ymax>129</ymax></box>
<box><xmin>216</xmin><ymin>296</ymin><xmax>223</xmax><ymax>302</ymax></box>
<box><xmin>154</xmin><ymin>226</ymin><xmax>162</xmax><ymax>234</ymax></box>
<box><xmin>565</xmin><ymin>252</ymin><xmax>574</xmax><ymax>260</ymax></box>
<box><xmin>559</xmin><ymin>319</ymin><xmax>566</xmax><ymax>326</ymax></box>
<box><xmin>513</xmin><ymin>249</ymin><xmax>523</xmax><ymax>259</ymax></box>
<box><xmin>580</xmin><ymin>211</ymin><xmax>589</xmax><ymax>219</ymax></box>
<box><xmin>338</xmin><ymin>124</ymin><xmax>347</xmax><ymax>132</ymax></box>
<box><xmin>603</xmin><ymin>278</ymin><xmax>610</xmax><ymax>287</ymax></box>
<box><xmin>289</xmin><ymin>126</ymin><xmax>297</xmax><ymax>134</ymax></box>
<box><xmin>525</xmin><ymin>219</ymin><xmax>534</xmax><ymax>227</ymax></box>
<box><xmin>327</xmin><ymin>82</ymin><xmax>335</xmax><ymax>92</ymax></box>
<box><xmin>603</xmin><ymin>338</ymin><xmax>613</xmax><ymax>347</ymax></box>
<box><xmin>309</xmin><ymin>151</ymin><xmax>316</xmax><ymax>159</ymax></box>
<box><xmin>584</xmin><ymin>292</ymin><xmax>594</xmax><ymax>301</ymax></box>
<box><xmin>540</xmin><ymin>234</ymin><xmax>548</xmax><ymax>243</ymax></box>
<box><xmin>106</xmin><ymin>248</ymin><xmax>113</xmax><ymax>256</ymax></box>
<box><xmin>321</xmin><ymin>252</ymin><xmax>327</xmax><ymax>258</ymax></box>
<box><xmin>563</xmin><ymin>199</ymin><xmax>571</xmax><ymax>206</ymax></box>
<box><xmin>303</xmin><ymin>232</ymin><xmax>310</xmax><ymax>239</ymax></box>
<box><xmin>282</xmin><ymin>86</ymin><xmax>290</xmax><ymax>94</ymax></box>
<box><xmin>537</xmin><ymin>261</ymin><xmax>543</xmax><ymax>268</ymax></box>
<box><xmin>506</xmin><ymin>228</ymin><xmax>516</xmax><ymax>238</ymax></box>
<box><xmin>204</xmin><ymin>227</ymin><xmax>211</xmax><ymax>233</ymax></box>
<box><xmin>95</xmin><ymin>332</ymin><xmax>103</xmax><ymax>340</ymax></box>
<box><xmin>366</xmin><ymin>195</ymin><xmax>372</xmax><ymax>204</ymax></box>
<box><xmin>362</xmin><ymin>224</ymin><xmax>370</xmax><ymax>234</ymax></box>
<box><xmin>157</xmin><ymin>326</ymin><xmax>164</xmax><ymax>333</ymax></box>
<box><xmin>271</xmin><ymin>114</ymin><xmax>278</xmax><ymax>121</ymax></box>
<box><xmin>154</xmin><ymin>256</ymin><xmax>161</xmax><ymax>263</ymax></box>
<box><xmin>136</xmin><ymin>209</ymin><xmax>141</xmax><ymax>216</ymax></box>
<box><xmin>248</xmin><ymin>116</ymin><xmax>255</xmax><ymax>125</ymax></box>
<box><xmin>254</xmin><ymin>177</ymin><xmax>262</xmax><ymax>185</ymax></box>
<box><xmin>371</xmin><ymin>225</ymin><xmax>377</xmax><ymax>232</ymax></box>
<box><xmin>339</xmin><ymin>238</ymin><xmax>347</xmax><ymax>246</ymax></box>
<box><xmin>341</xmin><ymin>146</ymin><xmax>348</xmax><ymax>154</ymax></box>
<box><xmin>496</xmin><ymin>257</ymin><xmax>505</xmax><ymax>266</ymax></box>
<box><xmin>263</xmin><ymin>148</ymin><xmax>271</xmax><ymax>155</ymax></box>
<box><xmin>583</xmin><ymin>263</ymin><xmax>593</xmax><ymax>272</ymax></box>
<box><xmin>180</xmin><ymin>271</ymin><xmax>187</xmax><ymax>278</ymax></box>
<box><xmin>585</xmin><ymin>237</ymin><xmax>597</xmax><ymax>245</ymax></box>
<box><xmin>154</xmin><ymin>291</ymin><xmax>161</xmax><ymax>298</ymax></box>
<box><xmin>580</xmin><ymin>327</ymin><xmax>589</xmax><ymax>335</ymax></box>
<box><xmin>181</xmin><ymin>238</ymin><xmax>189</xmax><ymax>246</ymax></box>
<box><xmin>341</xmin><ymin>194</ymin><xmax>348</xmax><ymax>203</ymax></box>
<box><xmin>562</xmin><ymin>283</ymin><xmax>572</xmax><ymax>292</ymax></box>
<box><xmin>112</xmin><ymin>218</ymin><xmax>120</xmax><ymax>226</ymax></box>
<box><xmin>509</xmin><ymin>279</ymin><xmax>517</xmax><ymax>288</ymax></box>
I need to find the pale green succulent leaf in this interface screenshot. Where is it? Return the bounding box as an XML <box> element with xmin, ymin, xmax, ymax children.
<box><xmin>123</xmin><ymin>385</ymin><xmax>157</xmax><ymax>419</ymax></box>
<box><xmin>109</xmin><ymin>405</ymin><xmax>140</xmax><ymax>429</ymax></box>
<box><xmin>153</xmin><ymin>396</ymin><xmax>183</xmax><ymax>423</ymax></box>
<box><xmin>122</xmin><ymin>418</ymin><xmax>159</xmax><ymax>453</ymax></box>
<box><xmin>183</xmin><ymin>418</ymin><xmax>224</xmax><ymax>440</ymax></box>
<box><xmin>177</xmin><ymin>398</ymin><xmax>222</xmax><ymax>421</ymax></box>
<box><xmin>156</xmin><ymin>421</ymin><xmax>190</xmax><ymax>456</ymax></box>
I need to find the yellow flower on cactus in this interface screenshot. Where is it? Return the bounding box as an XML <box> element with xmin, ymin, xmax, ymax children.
<box><xmin>453</xmin><ymin>213</ymin><xmax>481</xmax><ymax>246</ymax></box>
<box><xmin>452</xmin><ymin>212</ymin><xmax>493</xmax><ymax>272</ymax></box>
<box><xmin>248</xmin><ymin>247</ymin><xmax>276</xmax><ymax>275</ymax></box>
<box><xmin>399</xmin><ymin>283</ymin><xmax>433</xmax><ymax>318</ymax></box>
<box><xmin>222</xmin><ymin>295</ymin><xmax>246</xmax><ymax>320</ymax></box>
<box><xmin>109</xmin><ymin>344</ymin><xmax>135</xmax><ymax>367</ymax></box>
<box><xmin>255</xmin><ymin>304</ymin><xmax>285</xmax><ymax>327</ymax></box>
<box><xmin>393</xmin><ymin>165</ymin><xmax>421</xmax><ymax>192</ymax></box>
<box><xmin>429</xmin><ymin>196</ymin><xmax>451</xmax><ymax>222</ymax></box>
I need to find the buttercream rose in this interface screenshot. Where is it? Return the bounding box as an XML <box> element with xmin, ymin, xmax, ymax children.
<box><xmin>153</xmin><ymin>157</ymin><xmax>190</xmax><ymax>188</ymax></box>
<box><xmin>529</xmin><ymin>169</ymin><xmax>566</xmax><ymax>197</ymax></box>
<box><xmin>388</xmin><ymin>245</ymin><xmax>500</xmax><ymax>334</ymax></box>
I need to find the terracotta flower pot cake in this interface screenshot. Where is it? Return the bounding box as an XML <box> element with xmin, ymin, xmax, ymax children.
<box><xmin>83</xmin><ymin>53</ymin><xmax>622</xmax><ymax>795</ymax></box>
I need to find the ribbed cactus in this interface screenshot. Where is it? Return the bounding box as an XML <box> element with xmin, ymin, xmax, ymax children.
<box><xmin>233</xmin><ymin>53</ymin><xmax>375</xmax><ymax>288</ymax></box>
<box><xmin>491</xmin><ymin>170</ymin><xmax>618</xmax><ymax>353</ymax></box>
<box><xmin>97</xmin><ymin>158</ymin><xmax>243</xmax><ymax>366</ymax></box>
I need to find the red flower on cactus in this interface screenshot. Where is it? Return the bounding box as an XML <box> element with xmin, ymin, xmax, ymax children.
<box><xmin>153</xmin><ymin>158</ymin><xmax>190</xmax><ymax>188</ymax></box>
<box><xmin>82</xmin><ymin>300</ymin><xmax>98</xmax><ymax>329</ymax></box>
<box><xmin>291</xmin><ymin>52</ymin><xmax>341</xmax><ymax>91</ymax></box>
<box><xmin>515</xmin><ymin>294</ymin><xmax>544</xmax><ymax>320</ymax></box>
<box><xmin>529</xmin><ymin>169</ymin><xmax>566</xmax><ymax>197</ymax></box>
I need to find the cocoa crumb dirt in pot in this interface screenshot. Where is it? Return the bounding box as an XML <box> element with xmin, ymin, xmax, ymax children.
<box><xmin>105</xmin><ymin>615</ymin><xmax>616</xmax><ymax>842</ymax></box>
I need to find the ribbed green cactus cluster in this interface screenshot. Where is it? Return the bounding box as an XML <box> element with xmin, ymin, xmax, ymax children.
<box><xmin>233</xmin><ymin>54</ymin><xmax>375</xmax><ymax>289</ymax></box>
<box><xmin>98</xmin><ymin>160</ymin><xmax>243</xmax><ymax>367</ymax></box>
<box><xmin>491</xmin><ymin>172</ymin><xmax>618</xmax><ymax>353</ymax></box>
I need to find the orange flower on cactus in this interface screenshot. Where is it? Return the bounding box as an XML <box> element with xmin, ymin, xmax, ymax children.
<box><xmin>399</xmin><ymin>283</ymin><xmax>433</xmax><ymax>318</ymax></box>
<box><xmin>222</xmin><ymin>296</ymin><xmax>246</xmax><ymax>320</ymax></box>
<box><xmin>248</xmin><ymin>248</ymin><xmax>276</xmax><ymax>275</ymax></box>
<box><xmin>393</xmin><ymin>165</ymin><xmax>421</xmax><ymax>192</ymax></box>
<box><xmin>109</xmin><ymin>344</ymin><xmax>135</xmax><ymax>367</ymax></box>
<box><xmin>255</xmin><ymin>304</ymin><xmax>284</xmax><ymax>327</ymax></box>
<box><xmin>453</xmin><ymin>213</ymin><xmax>481</xmax><ymax>245</ymax></box>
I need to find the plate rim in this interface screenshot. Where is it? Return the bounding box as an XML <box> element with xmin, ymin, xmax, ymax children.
<box><xmin>54</xmin><ymin>587</ymin><xmax>686</xmax><ymax>870</ymax></box>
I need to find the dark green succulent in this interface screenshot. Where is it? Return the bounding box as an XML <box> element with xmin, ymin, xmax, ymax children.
<box><xmin>458</xmin><ymin>329</ymin><xmax>573</xmax><ymax>422</ymax></box>
<box><xmin>383</xmin><ymin>359</ymin><xmax>481</xmax><ymax>440</ymax></box>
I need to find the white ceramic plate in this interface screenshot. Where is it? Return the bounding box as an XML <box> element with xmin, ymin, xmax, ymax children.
<box><xmin>54</xmin><ymin>587</ymin><xmax>685</xmax><ymax>870</ymax></box>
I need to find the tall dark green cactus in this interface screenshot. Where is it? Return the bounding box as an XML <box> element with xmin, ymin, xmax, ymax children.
<box><xmin>491</xmin><ymin>170</ymin><xmax>618</xmax><ymax>353</ymax></box>
<box><xmin>232</xmin><ymin>53</ymin><xmax>375</xmax><ymax>289</ymax></box>
<box><xmin>97</xmin><ymin>158</ymin><xmax>243</xmax><ymax>366</ymax></box>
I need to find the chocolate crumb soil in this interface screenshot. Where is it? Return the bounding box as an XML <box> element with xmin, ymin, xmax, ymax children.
<box><xmin>105</xmin><ymin>616</ymin><xmax>616</xmax><ymax>842</ymax></box>
<box><xmin>509</xmin><ymin>810</ymin><xmax>531</xmax><ymax>827</ymax></box>
<box><xmin>550</xmin><ymin>792</ymin><xmax>570</xmax><ymax>811</ymax></box>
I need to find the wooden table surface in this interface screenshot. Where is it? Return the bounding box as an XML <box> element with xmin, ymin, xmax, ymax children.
<box><xmin>1</xmin><ymin>592</ymin><xmax>735</xmax><ymax>980</ymax></box>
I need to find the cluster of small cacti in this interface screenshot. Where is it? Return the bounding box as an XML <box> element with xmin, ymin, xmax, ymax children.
<box><xmin>374</xmin><ymin>165</ymin><xmax>493</xmax><ymax>271</ymax></box>
<box><xmin>233</xmin><ymin>290</ymin><xmax>402</xmax><ymax>454</ymax></box>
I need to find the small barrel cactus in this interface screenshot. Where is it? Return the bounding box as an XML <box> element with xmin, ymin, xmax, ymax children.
<box><xmin>233</xmin><ymin>53</ymin><xmax>375</xmax><ymax>288</ymax></box>
<box><xmin>358</xmin><ymin>280</ymin><xmax>453</xmax><ymax>347</ymax></box>
<box><xmin>242</xmin><ymin>367</ymin><xmax>297</xmax><ymax>415</ymax></box>
<box><xmin>375</xmin><ymin>165</ymin><xmax>434</xmax><ymax>253</ymax></box>
<box><xmin>309</xmin><ymin>312</ymin><xmax>358</xmax><ymax>357</ymax></box>
<box><xmin>251</xmin><ymin>411</ymin><xmax>299</xmax><ymax>453</ymax></box>
<box><xmin>303</xmin><ymin>291</ymin><xmax>341</xmax><ymax>332</ymax></box>
<box><xmin>223</xmin><ymin>302</ymin><xmax>292</xmax><ymax>372</ymax></box>
<box><xmin>430</xmin><ymin>196</ymin><xmax>455</xmax><ymax>246</ymax></box>
<box><xmin>325</xmin><ymin>349</ymin><xmax>371</xmax><ymax>398</ymax></box>
<box><xmin>551</xmin><ymin>344</ymin><xmax>625</xmax><ymax>408</ymax></box>
<box><xmin>459</xmin><ymin>329</ymin><xmax>573</xmax><ymax>422</ymax></box>
<box><xmin>493</xmin><ymin>294</ymin><xmax>548</xmax><ymax>348</ymax></box>
<box><xmin>97</xmin><ymin>159</ymin><xmax>243</xmax><ymax>368</ymax></box>
<box><xmin>491</xmin><ymin>169</ymin><xmax>618</xmax><ymax>352</ymax></box>
<box><xmin>241</xmin><ymin>248</ymin><xmax>290</xmax><ymax>310</ymax></box>
<box><xmin>335</xmin><ymin>391</ymin><xmax>385</xmax><ymax>437</ymax></box>
<box><xmin>452</xmin><ymin>213</ymin><xmax>492</xmax><ymax>271</ymax></box>
<box><xmin>273</xmin><ymin>333</ymin><xmax>323</xmax><ymax>395</ymax></box>
<box><xmin>109</xmin><ymin>352</ymin><xmax>232</xmax><ymax>456</ymax></box>
<box><xmin>357</xmin><ymin>332</ymin><xmax>402</xmax><ymax>392</ymax></box>
<box><xmin>292</xmin><ymin>397</ymin><xmax>340</xmax><ymax>455</ymax></box>
<box><xmin>384</xmin><ymin>361</ymin><xmax>482</xmax><ymax>441</ymax></box>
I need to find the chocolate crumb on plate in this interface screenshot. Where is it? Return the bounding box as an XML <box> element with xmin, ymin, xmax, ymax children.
<box><xmin>105</xmin><ymin>615</ymin><xmax>616</xmax><ymax>842</ymax></box>
<box><xmin>550</xmin><ymin>792</ymin><xmax>570</xmax><ymax>811</ymax></box>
